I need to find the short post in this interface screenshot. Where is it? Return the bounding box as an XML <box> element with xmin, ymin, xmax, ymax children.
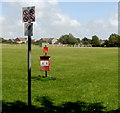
<box><xmin>45</xmin><ymin>71</ymin><xmax>47</xmax><ymax>77</ymax></box>
<box><xmin>40</xmin><ymin>45</ymin><xmax>50</xmax><ymax>77</ymax></box>
<box><xmin>45</xmin><ymin>46</ymin><xmax>47</xmax><ymax>77</ymax></box>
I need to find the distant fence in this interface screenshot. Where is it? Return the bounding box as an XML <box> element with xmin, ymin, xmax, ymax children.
<box><xmin>39</xmin><ymin>43</ymin><xmax>93</xmax><ymax>47</ymax></box>
<box><xmin>39</xmin><ymin>43</ymin><xmax>67</xmax><ymax>47</ymax></box>
<box><xmin>47</xmin><ymin>44</ymin><xmax>92</xmax><ymax>47</ymax></box>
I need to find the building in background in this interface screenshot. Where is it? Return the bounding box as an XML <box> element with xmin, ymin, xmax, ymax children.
<box><xmin>14</xmin><ymin>37</ymin><xmax>27</xmax><ymax>44</ymax></box>
<box><xmin>41</xmin><ymin>38</ymin><xmax>58</xmax><ymax>44</ymax></box>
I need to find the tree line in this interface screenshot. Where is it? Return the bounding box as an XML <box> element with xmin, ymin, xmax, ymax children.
<box><xmin>1</xmin><ymin>33</ymin><xmax>120</xmax><ymax>47</ymax></box>
<box><xmin>59</xmin><ymin>33</ymin><xmax>120</xmax><ymax>47</ymax></box>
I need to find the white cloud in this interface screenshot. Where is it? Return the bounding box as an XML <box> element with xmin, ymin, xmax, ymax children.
<box><xmin>109</xmin><ymin>13</ymin><xmax>118</xmax><ymax>27</ymax></box>
<box><xmin>0</xmin><ymin>15</ymin><xmax>5</xmax><ymax>36</ymax></box>
<box><xmin>0</xmin><ymin>16</ymin><xmax>4</xmax><ymax>23</ymax></box>
<box><xmin>1</xmin><ymin>0</ymin><xmax>119</xmax><ymax>2</ymax></box>
<box><xmin>83</xmin><ymin>13</ymin><xmax>117</xmax><ymax>39</ymax></box>
<box><xmin>1</xmin><ymin>2</ymin><xmax>118</xmax><ymax>40</ymax></box>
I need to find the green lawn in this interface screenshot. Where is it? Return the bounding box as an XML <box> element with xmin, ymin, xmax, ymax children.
<box><xmin>2</xmin><ymin>44</ymin><xmax>118</xmax><ymax>111</ymax></box>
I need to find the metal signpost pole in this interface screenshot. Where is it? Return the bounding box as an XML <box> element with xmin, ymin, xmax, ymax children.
<box><xmin>23</xmin><ymin>6</ymin><xmax>35</xmax><ymax>108</ymax></box>
<box><xmin>28</xmin><ymin>34</ymin><xmax>31</xmax><ymax>107</ymax></box>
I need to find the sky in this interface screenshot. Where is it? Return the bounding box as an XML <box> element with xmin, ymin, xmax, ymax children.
<box><xmin>58</xmin><ymin>2</ymin><xmax>117</xmax><ymax>21</ymax></box>
<box><xmin>0</xmin><ymin>1</ymin><xmax>118</xmax><ymax>40</ymax></box>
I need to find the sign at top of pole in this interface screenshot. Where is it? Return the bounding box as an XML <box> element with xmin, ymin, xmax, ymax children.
<box><xmin>23</xmin><ymin>6</ymin><xmax>35</xmax><ymax>23</ymax></box>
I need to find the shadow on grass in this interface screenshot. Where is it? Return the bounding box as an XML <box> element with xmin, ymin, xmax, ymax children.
<box><xmin>31</xmin><ymin>75</ymin><xmax>56</xmax><ymax>81</ymax></box>
<box><xmin>2</xmin><ymin>96</ymin><xmax>119</xmax><ymax>113</ymax></box>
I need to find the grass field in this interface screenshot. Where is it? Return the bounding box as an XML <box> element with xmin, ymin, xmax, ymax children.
<box><xmin>2</xmin><ymin>44</ymin><xmax>118</xmax><ymax>112</ymax></box>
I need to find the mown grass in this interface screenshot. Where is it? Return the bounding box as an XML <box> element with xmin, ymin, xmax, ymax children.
<box><xmin>2</xmin><ymin>44</ymin><xmax>118</xmax><ymax>111</ymax></box>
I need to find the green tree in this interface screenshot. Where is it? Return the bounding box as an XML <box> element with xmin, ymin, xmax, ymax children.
<box><xmin>1</xmin><ymin>38</ymin><xmax>7</xmax><ymax>43</ymax></box>
<box><xmin>59</xmin><ymin>34</ymin><xmax>69</xmax><ymax>44</ymax></box>
<box><xmin>108</xmin><ymin>34</ymin><xmax>120</xmax><ymax>47</ymax></box>
<box><xmin>59</xmin><ymin>33</ymin><xmax>78</xmax><ymax>45</ymax></box>
<box><xmin>118</xmin><ymin>35</ymin><xmax>120</xmax><ymax>47</ymax></box>
<box><xmin>104</xmin><ymin>40</ymin><xmax>109</xmax><ymax>47</ymax></box>
<box><xmin>92</xmin><ymin>35</ymin><xmax>100</xmax><ymax>47</ymax></box>
<box><xmin>82</xmin><ymin>37</ymin><xmax>91</xmax><ymax>45</ymax></box>
<box><xmin>76</xmin><ymin>38</ymin><xmax>81</xmax><ymax>44</ymax></box>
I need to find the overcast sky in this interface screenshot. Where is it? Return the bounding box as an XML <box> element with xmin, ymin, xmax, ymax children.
<box><xmin>0</xmin><ymin>1</ymin><xmax>118</xmax><ymax>40</ymax></box>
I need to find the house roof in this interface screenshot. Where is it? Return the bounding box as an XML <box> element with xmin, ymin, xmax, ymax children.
<box><xmin>41</xmin><ymin>38</ymin><xmax>50</xmax><ymax>42</ymax></box>
<box><xmin>15</xmin><ymin>38</ymin><xmax>27</xmax><ymax>41</ymax></box>
<box><xmin>41</xmin><ymin>38</ymin><xmax>55</xmax><ymax>42</ymax></box>
<box><xmin>48</xmin><ymin>38</ymin><xmax>54</xmax><ymax>41</ymax></box>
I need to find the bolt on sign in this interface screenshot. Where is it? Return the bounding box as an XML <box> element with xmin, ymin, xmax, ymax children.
<box><xmin>24</xmin><ymin>23</ymin><xmax>33</xmax><ymax>36</ymax></box>
<box><xmin>23</xmin><ymin>6</ymin><xmax>35</xmax><ymax>23</ymax></box>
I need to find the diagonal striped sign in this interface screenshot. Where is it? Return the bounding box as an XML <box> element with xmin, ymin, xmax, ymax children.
<box><xmin>23</xmin><ymin>6</ymin><xmax>35</xmax><ymax>22</ymax></box>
